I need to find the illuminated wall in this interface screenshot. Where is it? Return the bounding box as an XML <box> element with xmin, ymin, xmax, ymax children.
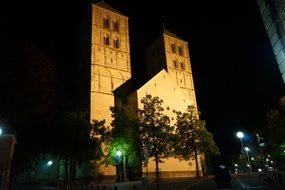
<box><xmin>88</xmin><ymin>1</ymin><xmax>203</xmax><ymax>179</ymax></box>
<box><xmin>90</xmin><ymin>2</ymin><xmax>131</xmax><ymax>176</ymax></box>
<box><xmin>127</xmin><ymin>70</ymin><xmax>202</xmax><ymax>178</ymax></box>
<box><xmin>90</xmin><ymin>2</ymin><xmax>131</xmax><ymax>126</ymax></box>
<box><xmin>145</xmin><ymin>30</ymin><xmax>198</xmax><ymax>108</ymax></box>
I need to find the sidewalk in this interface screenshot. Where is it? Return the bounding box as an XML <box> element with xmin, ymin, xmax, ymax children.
<box><xmin>87</xmin><ymin>177</ymin><xmax>206</xmax><ymax>190</ymax></box>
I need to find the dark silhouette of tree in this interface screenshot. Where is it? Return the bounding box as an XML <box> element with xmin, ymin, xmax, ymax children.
<box><xmin>0</xmin><ymin>41</ymin><xmax>58</xmax><ymax>176</ymax></box>
<box><xmin>138</xmin><ymin>95</ymin><xmax>174</xmax><ymax>182</ymax></box>
<box><xmin>265</xmin><ymin>96</ymin><xmax>285</xmax><ymax>169</ymax></box>
<box><xmin>56</xmin><ymin>111</ymin><xmax>108</xmax><ymax>186</ymax></box>
<box><xmin>173</xmin><ymin>105</ymin><xmax>219</xmax><ymax>177</ymax></box>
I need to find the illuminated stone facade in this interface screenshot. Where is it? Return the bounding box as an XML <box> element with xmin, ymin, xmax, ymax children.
<box><xmin>88</xmin><ymin>1</ymin><xmax>203</xmax><ymax>179</ymax></box>
<box><xmin>90</xmin><ymin>2</ymin><xmax>131</xmax><ymax>127</ymax></box>
<box><xmin>145</xmin><ymin>30</ymin><xmax>198</xmax><ymax>108</ymax></box>
<box><xmin>89</xmin><ymin>2</ymin><xmax>131</xmax><ymax>176</ymax></box>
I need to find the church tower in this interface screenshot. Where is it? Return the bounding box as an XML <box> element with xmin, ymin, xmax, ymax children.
<box><xmin>145</xmin><ymin>29</ymin><xmax>197</xmax><ymax>107</ymax></box>
<box><xmin>90</xmin><ymin>1</ymin><xmax>131</xmax><ymax>126</ymax></box>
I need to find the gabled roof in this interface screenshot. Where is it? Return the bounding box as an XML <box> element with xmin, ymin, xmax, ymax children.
<box><xmin>133</xmin><ymin>69</ymin><xmax>194</xmax><ymax>110</ymax></box>
<box><xmin>94</xmin><ymin>1</ymin><xmax>125</xmax><ymax>16</ymax></box>
<box><xmin>163</xmin><ymin>28</ymin><xmax>186</xmax><ymax>42</ymax></box>
<box><xmin>113</xmin><ymin>78</ymin><xmax>136</xmax><ymax>97</ymax></box>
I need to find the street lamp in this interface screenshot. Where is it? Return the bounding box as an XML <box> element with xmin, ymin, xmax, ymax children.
<box><xmin>245</xmin><ymin>147</ymin><xmax>252</xmax><ymax>172</ymax></box>
<box><xmin>116</xmin><ymin>150</ymin><xmax>127</xmax><ymax>182</ymax></box>
<box><xmin>256</xmin><ymin>133</ymin><xmax>265</xmax><ymax>170</ymax></box>
<box><xmin>236</xmin><ymin>131</ymin><xmax>244</xmax><ymax>148</ymax></box>
<box><xmin>47</xmin><ymin>160</ymin><xmax>53</xmax><ymax>166</ymax></box>
<box><xmin>236</xmin><ymin>131</ymin><xmax>252</xmax><ymax>173</ymax></box>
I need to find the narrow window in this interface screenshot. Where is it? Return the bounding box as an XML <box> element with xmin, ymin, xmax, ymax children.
<box><xmin>178</xmin><ymin>46</ymin><xmax>183</xmax><ymax>55</ymax></box>
<box><xmin>171</xmin><ymin>43</ymin><xmax>176</xmax><ymax>53</ymax></box>
<box><xmin>113</xmin><ymin>38</ymin><xmax>120</xmax><ymax>48</ymax></box>
<box><xmin>103</xmin><ymin>35</ymin><xmax>109</xmax><ymax>45</ymax></box>
<box><xmin>173</xmin><ymin>59</ymin><xmax>178</xmax><ymax>68</ymax></box>
<box><xmin>103</xmin><ymin>17</ymin><xmax>110</xmax><ymax>28</ymax></box>
<box><xmin>180</xmin><ymin>62</ymin><xmax>185</xmax><ymax>70</ymax></box>
<box><xmin>113</xmin><ymin>20</ymin><xmax>119</xmax><ymax>31</ymax></box>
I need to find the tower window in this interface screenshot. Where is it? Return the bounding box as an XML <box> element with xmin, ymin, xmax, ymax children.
<box><xmin>178</xmin><ymin>46</ymin><xmax>183</xmax><ymax>56</ymax></box>
<box><xmin>180</xmin><ymin>62</ymin><xmax>185</xmax><ymax>70</ymax></box>
<box><xmin>103</xmin><ymin>17</ymin><xmax>110</xmax><ymax>28</ymax></box>
<box><xmin>113</xmin><ymin>20</ymin><xmax>119</xmax><ymax>31</ymax></box>
<box><xmin>113</xmin><ymin>38</ymin><xmax>120</xmax><ymax>48</ymax></box>
<box><xmin>173</xmin><ymin>59</ymin><xmax>178</xmax><ymax>68</ymax></box>
<box><xmin>171</xmin><ymin>43</ymin><xmax>176</xmax><ymax>53</ymax></box>
<box><xmin>103</xmin><ymin>35</ymin><xmax>110</xmax><ymax>45</ymax></box>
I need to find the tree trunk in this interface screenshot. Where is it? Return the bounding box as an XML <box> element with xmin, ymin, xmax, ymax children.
<box><xmin>64</xmin><ymin>159</ymin><xmax>68</xmax><ymax>188</ymax></box>
<box><xmin>155</xmin><ymin>155</ymin><xmax>160</xmax><ymax>182</ymax></box>
<box><xmin>194</xmin><ymin>151</ymin><xmax>200</xmax><ymax>177</ymax></box>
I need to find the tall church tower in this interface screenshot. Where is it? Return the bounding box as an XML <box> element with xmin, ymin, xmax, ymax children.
<box><xmin>145</xmin><ymin>29</ymin><xmax>198</xmax><ymax>107</ymax></box>
<box><xmin>90</xmin><ymin>2</ymin><xmax>131</xmax><ymax>126</ymax></box>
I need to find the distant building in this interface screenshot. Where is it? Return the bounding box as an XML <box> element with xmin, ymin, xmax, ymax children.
<box><xmin>257</xmin><ymin>0</ymin><xmax>285</xmax><ymax>83</ymax></box>
<box><xmin>77</xmin><ymin>1</ymin><xmax>204</xmax><ymax>181</ymax></box>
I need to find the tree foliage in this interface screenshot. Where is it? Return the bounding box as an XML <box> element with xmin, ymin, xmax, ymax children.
<box><xmin>105</xmin><ymin>103</ymin><xmax>141</xmax><ymax>167</ymax></box>
<box><xmin>265</xmin><ymin>96</ymin><xmax>285</xmax><ymax>168</ymax></box>
<box><xmin>173</xmin><ymin>105</ymin><xmax>219</xmax><ymax>177</ymax></box>
<box><xmin>138</xmin><ymin>95</ymin><xmax>174</xmax><ymax>182</ymax></box>
<box><xmin>0</xmin><ymin>42</ymin><xmax>58</xmax><ymax>176</ymax></box>
<box><xmin>55</xmin><ymin>111</ymin><xmax>108</xmax><ymax>185</ymax></box>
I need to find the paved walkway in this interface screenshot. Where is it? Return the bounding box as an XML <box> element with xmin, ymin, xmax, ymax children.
<box><xmin>86</xmin><ymin>177</ymin><xmax>206</xmax><ymax>190</ymax></box>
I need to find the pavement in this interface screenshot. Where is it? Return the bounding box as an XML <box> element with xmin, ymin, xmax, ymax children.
<box><xmin>86</xmin><ymin>177</ymin><xmax>206</xmax><ymax>190</ymax></box>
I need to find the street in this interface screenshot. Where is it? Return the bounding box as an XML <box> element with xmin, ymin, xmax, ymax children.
<box><xmin>90</xmin><ymin>173</ymin><xmax>285</xmax><ymax>190</ymax></box>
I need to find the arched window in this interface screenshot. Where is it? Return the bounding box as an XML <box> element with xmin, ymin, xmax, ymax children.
<box><xmin>113</xmin><ymin>20</ymin><xmax>119</xmax><ymax>31</ymax></box>
<box><xmin>171</xmin><ymin>43</ymin><xmax>176</xmax><ymax>53</ymax></box>
<box><xmin>173</xmin><ymin>59</ymin><xmax>178</xmax><ymax>68</ymax></box>
<box><xmin>103</xmin><ymin>35</ymin><xmax>110</xmax><ymax>45</ymax></box>
<box><xmin>178</xmin><ymin>46</ymin><xmax>183</xmax><ymax>56</ymax></box>
<box><xmin>103</xmin><ymin>17</ymin><xmax>110</xmax><ymax>28</ymax></box>
<box><xmin>113</xmin><ymin>38</ymin><xmax>120</xmax><ymax>48</ymax></box>
<box><xmin>180</xmin><ymin>62</ymin><xmax>185</xmax><ymax>70</ymax></box>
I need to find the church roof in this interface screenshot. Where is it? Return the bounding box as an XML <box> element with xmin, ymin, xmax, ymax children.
<box><xmin>163</xmin><ymin>29</ymin><xmax>186</xmax><ymax>42</ymax></box>
<box><xmin>94</xmin><ymin>1</ymin><xmax>125</xmax><ymax>16</ymax></box>
<box><xmin>113</xmin><ymin>78</ymin><xmax>136</xmax><ymax>97</ymax></box>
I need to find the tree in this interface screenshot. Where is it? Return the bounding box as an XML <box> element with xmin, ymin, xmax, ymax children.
<box><xmin>173</xmin><ymin>105</ymin><xmax>219</xmax><ymax>177</ymax></box>
<box><xmin>0</xmin><ymin>42</ymin><xmax>59</xmax><ymax>177</ymax></box>
<box><xmin>138</xmin><ymin>95</ymin><xmax>174</xmax><ymax>182</ymax></box>
<box><xmin>56</xmin><ymin>111</ymin><xmax>108</xmax><ymax>186</ymax></box>
<box><xmin>265</xmin><ymin>96</ymin><xmax>285</xmax><ymax>169</ymax></box>
<box><xmin>105</xmin><ymin>103</ymin><xmax>141</xmax><ymax>180</ymax></box>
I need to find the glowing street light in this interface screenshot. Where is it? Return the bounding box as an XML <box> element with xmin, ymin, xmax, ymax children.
<box><xmin>245</xmin><ymin>147</ymin><xmax>252</xmax><ymax>172</ymax></box>
<box><xmin>0</xmin><ymin>128</ymin><xmax>2</xmax><ymax>136</ymax></box>
<box><xmin>236</xmin><ymin>131</ymin><xmax>244</xmax><ymax>148</ymax></box>
<box><xmin>236</xmin><ymin>131</ymin><xmax>252</xmax><ymax>172</ymax></box>
<box><xmin>47</xmin><ymin>160</ymin><xmax>53</xmax><ymax>166</ymax></box>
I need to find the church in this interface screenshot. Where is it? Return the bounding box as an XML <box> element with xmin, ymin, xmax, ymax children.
<box><xmin>77</xmin><ymin>1</ymin><xmax>204</xmax><ymax>181</ymax></box>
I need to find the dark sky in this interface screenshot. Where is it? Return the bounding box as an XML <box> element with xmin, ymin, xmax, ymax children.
<box><xmin>1</xmin><ymin>0</ymin><xmax>285</xmax><ymax>162</ymax></box>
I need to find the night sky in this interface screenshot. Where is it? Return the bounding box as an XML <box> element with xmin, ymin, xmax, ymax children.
<box><xmin>1</xmin><ymin>0</ymin><xmax>285</xmax><ymax>162</ymax></box>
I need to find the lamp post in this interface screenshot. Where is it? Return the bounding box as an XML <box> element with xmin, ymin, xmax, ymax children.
<box><xmin>116</xmin><ymin>150</ymin><xmax>127</xmax><ymax>182</ymax></box>
<box><xmin>256</xmin><ymin>133</ymin><xmax>265</xmax><ymax>170</ymax></box>
<box><xmin>244</xmin><ymin>147</ymin><xmax>252</xmax><ymax>172</ymax></box>
<box><xmin>236</xmin><ymin>131</ymin><xmax>252</xmax><ymax>173</ymax></box>
<box><xmin>236</xmin><ymin>131</ymin><xmax>244</xmax><ymax>148</ymax></box>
